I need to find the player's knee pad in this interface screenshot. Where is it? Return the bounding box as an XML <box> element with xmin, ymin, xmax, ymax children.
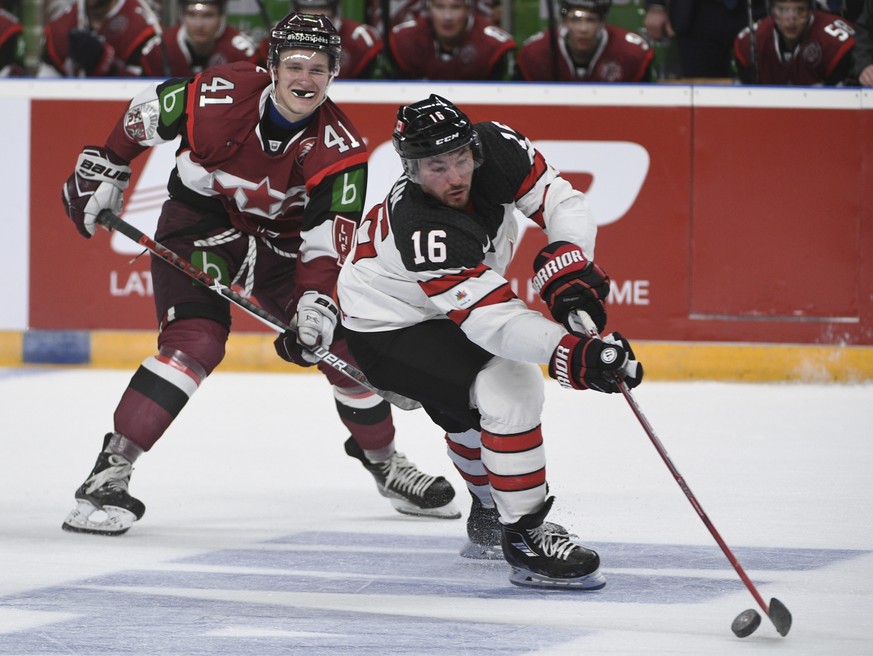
<box><xmin>156</xmin><ymin>317</ymin><xmax>228</xmax><ymax>376</ymax></box>
<box><xmin>472</xmin><ymin>358</ymin><xmax>544</xmax><ymax>435</ymax></box>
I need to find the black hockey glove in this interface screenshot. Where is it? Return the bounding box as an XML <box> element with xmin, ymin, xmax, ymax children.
<box><xmin>549</xmin><ymin>332</ymin><xmax>643</xmax><ymax>393</ymax></box>
<box><xmin>62</xmin><ymin>146</ymin><xmax>131</xmax><ymax>238</ymax></box>
<box><xmin>274</xmin><ymin>291</ymin><xmax>339</xmax><ymax>367</ymax></box>
<box><xmin>68</xmin><ymin>29</ymin><xmax>116</xmax><ymax>76</ymax></box>
<box><xmin>533</xmin><ymin>241</ymin><xmax>610</xmax><ymax>332</ymax></box>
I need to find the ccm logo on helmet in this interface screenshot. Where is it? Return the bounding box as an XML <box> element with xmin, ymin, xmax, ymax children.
<box><xmin>531</xmin><ymin>249</ymin><xmax>586</xmax><ymax>293</ymax></box>
<box><xmin>435</xmin><ymin>132</ymin><xmax>460</xmax><ymax>145</ymax></box>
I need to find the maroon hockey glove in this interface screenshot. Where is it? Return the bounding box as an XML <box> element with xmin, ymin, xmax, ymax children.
<box><xmin>62</xmin><ymin>146</ymin><xmax>131</xmax><ymax>238</ymax></box>
<box><xmin>274</xmin><ymin>291</ymin><xmax>339</xmax><ymax>367</ymax></box>
<box><xmin>68</xmin><ymin>29</ymin><xmax>117</xmax><ymax>76</ymax></box>
<box><xmin>549</xmin><ymin>331</ymin><xmax>643</xmax><ymax>393</ymax></box>
<box><xmin>533</xmin><ymin>241</ymin><xmax>610</xmax><ymax>332</ymax></box>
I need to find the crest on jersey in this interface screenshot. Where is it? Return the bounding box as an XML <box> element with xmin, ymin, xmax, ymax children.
<box><xmin>333</xmin><ymin>215</ymin><xmax>357</xmax><ymax>264</ymax></box>
<box><xmin>124</xmin><ymin>102</ymin><xmax>159</xmax><ymax>142</ymax></box>
<box><xmin>453</xmin><ymin>287</ymin><xmax>475</xmax><ymax>309</ymax></box>
<box><xmin>296</xmin><ymin>137</ymin><xmax>317</xmax><ymax>165</ymax></box>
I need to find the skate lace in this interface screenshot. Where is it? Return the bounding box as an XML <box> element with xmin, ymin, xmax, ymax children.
<box><xmin>528</xmin><ymin>524</ymin><xmax>578</xmax><ymax>560</ymax></box>
<box><xmin>84</xmin><ymin>456</ymin><xmax>132</xmax><ymax>495</ymax></box>
<box><xmin>384</xmin><ymin>452</ymin><xmax>436</xmax><ymax>498</ymax></box>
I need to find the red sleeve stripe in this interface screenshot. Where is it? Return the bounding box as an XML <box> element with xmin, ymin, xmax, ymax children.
<box><xmin>446</xmin><ymin>282</ymin><xmax>516</xmax><ymax>326</ymax></box>
<box><xmin>419</xmin><ymin>263</ymin><xmax>489</xmax><ymax>298</ymax></box>
<box><xmin>117</xmin><ymin>26</ymin><xmax>156</xmax><ymax>61</ymax></box>
<box><xmin>482</xmin><ymin>426</ymin><xmax>543</xmax><ymax>454</ymax></box>
<box><xmin>826</xmin><ymin>39</ymin><xmax>855</xmax><ymax>76</ymax></box>
<box><xmin>485</xmin><ymin>467</ymin><xmax>547</xmax><ymax>492</ymax></box>
<box><xmin>306</xmin><ymin>151</ymin><xmax>369</xmax><ymax>192</ymax></box>
<box><xmin>515</xmin><ymin>150</ymin><xmax>549</xmax><ymax>202</ymax></box>
<box><xmin>185</xmin><ymin>74</ymin><xmax>202</xmax><ymax>153</ymax></box>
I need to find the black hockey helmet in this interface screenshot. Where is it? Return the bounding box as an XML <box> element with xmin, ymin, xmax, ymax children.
<box><xmin>392</xmin><ymin>95</ymin><xmax>482</xmax><ymax>179</ymax></box>
<box><xmin>560</xmin><ymin>0</ymin><xmax>611</xmax><ymax>18</ymax></box>
<box><xmin>268</xmin><ymin>12</ymin><xmax>342</xmax><ymax>76</ymax></box>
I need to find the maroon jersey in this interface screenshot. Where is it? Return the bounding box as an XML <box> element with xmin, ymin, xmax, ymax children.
<box><xmin>141</xmin><ymin>23</ymin><xmax>260</xmax><ymax>77</ymax></box>
<box><xmin>105</xmin><ymin>62</ymin><xmax>369</xmax><ymax>295</ymax></box>
<box><xmin>366</xmin><ymin>0</ymin><xmax>494</xmax><ymax>31</ymax></box>
<box><xmin>734</xmin><ymin>11</ymin><xmax>855</xmax><ymax>85</ymax></box>
<box><xmin>0</xmin><ymin>8</ymin><xmax>24</xmax><ymax>76</ymax></box>
<box><xmin>389</xmin><ymin>14</ymin><xmax>515</xmax><ymax>80</ymax></box>
<box><xmin>517</xmin><ymin>24</ymin><xmax>654</xmax><ymax>82</ymax></box>
<box><xmin>256</xmin><ymin>17</ymin><xmax>382</xmax><ymax>80</ymax></box>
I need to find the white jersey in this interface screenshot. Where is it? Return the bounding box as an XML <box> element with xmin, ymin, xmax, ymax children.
<box><xmin>338</xmin><ymin>121</ymin><xmax>597</xmax><ymax>365</ymax></box>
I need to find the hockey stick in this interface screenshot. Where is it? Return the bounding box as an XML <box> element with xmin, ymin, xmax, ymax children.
<box><xmin>575</xmin><ymin>310</ymin><xmax>792</xmax><ymax>638</ymax></box>
<box><xmin>545</xmin><ymin>0</ymin><xmax>560</xmax><ymax>81</ymax></box>
<box><xmin>745</xmin><ymin>0</ymin><xmax>758</xmax><ymax>83</ymax></box>
<box><xmin>96</xmin><ymin>210</ymin><xmax>421</xmax><ymax>411</ymax></box>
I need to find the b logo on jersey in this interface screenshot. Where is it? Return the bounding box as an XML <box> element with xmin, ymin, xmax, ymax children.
<box><xmin>333</xmin><ymin>215</ymin><xmax>357</xmax><ymax>265</ymax></box>
<box><xmin>331</xmin><ymin>169</ymin><xmax>364</xmax><ymax>212</ymax></box>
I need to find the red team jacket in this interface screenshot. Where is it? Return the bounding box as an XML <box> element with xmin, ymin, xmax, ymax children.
<box><xmin>105</xmin><ymin>62</ymin><xmax>369</xmax><ymax>296</ymax></box>
<box><xmin>41</xmin><ymin>0</ymin><xmax>160</xmax><ymax>77</ymax></box>
<box><xmin>734</xmin><ymin>11</ymin><xmax>856</xmax><ymax>85</ymax></box>
<box><xmin>516</xmin><ymin>24</ymin><xmax>654</xmax><ymax>82</ymax></box>
<box><xmin>257</xmin><ymin>18</ymin><xmax>383</xmax><ymax>80</ymax></box>
<box><xmin>0</xmin><ymin>8</ymin><xmax>23</xmax><ymax>75</ymax></box>
<box><xmin>388</xmin><ymin>14</ymin><xmax>515</xmax><ymax>80</ymax></box>
<box><xmin>141</xmin><ymin>23</ymin><xmax>260</xmax><ymax>77</ymax></box>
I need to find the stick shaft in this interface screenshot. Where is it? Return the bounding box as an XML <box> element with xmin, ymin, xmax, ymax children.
<box><xmin>97</xmin><ymin>211</ymin><xmax>420</xmax><ymax>411</ymax></box>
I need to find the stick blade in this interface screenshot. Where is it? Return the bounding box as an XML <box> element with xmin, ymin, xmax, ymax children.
<box><xmin>768</xmin><ymin>597</ymin><xmax>792</xmax><ymax>636</ymax></box>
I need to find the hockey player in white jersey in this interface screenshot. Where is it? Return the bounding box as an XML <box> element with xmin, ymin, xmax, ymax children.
<box><xmin>337</xmin><ymin>95</ymin><xmax>643</xmax><ymax>588</ymax></box>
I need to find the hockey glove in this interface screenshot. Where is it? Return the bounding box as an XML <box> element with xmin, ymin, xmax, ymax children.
<box><xmin>549</xmin><ymin>331</ymin><xmax>643</xmax><ymax>393</ymax></box>
<box><xmin>274</xmin><ymin>291</ymin><xmax>339</xmax><ymax>367</ymax></box>
<box><xmin>68</xmin><ymin>29</ymin><xmax>117</xmax><ymax>76</ymax></box>
<box><xmin>62</xmin><ymin>146</ymin><xmax>131</xmax><ymax>238</ymax></box>
<box><xmin>532</xmin><ymin>241</ymin><xmax>610</xmax><ymax>332</ymax></box>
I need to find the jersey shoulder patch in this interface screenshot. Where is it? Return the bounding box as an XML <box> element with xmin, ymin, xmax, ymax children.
<box><xmin>391</xmin><ymin>183</ymin><xmax>489</xmax><ymax>272</ymax></box>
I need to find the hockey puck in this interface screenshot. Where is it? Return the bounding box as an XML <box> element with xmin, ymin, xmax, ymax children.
<box><xmin>731</xmin><ymin>609</ymin><xmax>762</xmax><ymax>638</ymax></box>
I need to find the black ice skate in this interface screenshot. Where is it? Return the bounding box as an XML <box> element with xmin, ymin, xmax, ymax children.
<box><xmin>459</xmin><ymin>495</ymin><xmax>503</xmax><ymax>560</ymax></box>
<box><xmin>501</xmin><ymin>496</ymin><xmax>606</xmax><ymax>589</ymax></box>
<box><xmin>62</xmin><ymin>441</ymin><xmax>146</xmax><ymax>536</ymax></box>
<box><xmin>344</xmin><ymin>437</ymin><xmax>460</xmax><ymax>519</ymax></box>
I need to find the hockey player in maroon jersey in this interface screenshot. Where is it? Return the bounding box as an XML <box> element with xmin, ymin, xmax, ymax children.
<box><xmin>141</xmin><ymin>0</ymin><xmax>260</xmax><ymax>78</ymax></box>
<box><xmin>0</xmin><ymin>4</ymin><xmax>26</xmax><ymax>76</ymax></box>
<box><xmin>364</xmin><ymin>0</ymin><xmax>495</xmax><ymax>34</ymax></box>
<box><xmin>387</xmin><ymin>0</ymin><xmax>515</xmax><ymax>80</ymax></box>
<box><xmin>734</xmin><ymin>0</ymin><xmax>856</xmax><ymax>85</ymax></box>
<box><xmin>517</xmin><ymin>0</ymin><xmax>654</xmax><ymax>82</ymax></box>
<box><xmin>258</xmin><ymin>0</ymin><xmax>385</xmax><ymax>79</ymax></box>
<box><xmin>60</xmin><ymin>13</ymin><xmax>459</xmax><ymax>536</ymax></box>
<box><xmin>337</xmin><ymin>95</ymin><xmax>643</xmax><ymax>586</ymax></box>
<box><xmin>39</xmin><ymin>0</ymin><xmax>162</xmax><ymax>77</ymax></box>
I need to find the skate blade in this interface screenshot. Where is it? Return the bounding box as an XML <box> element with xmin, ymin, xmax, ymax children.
<box><xmin>389</xmin><ymin>498</ymin><xmax>462</xmax><ymax>519</ymax></box>
<box><xmin>459</xmin><ymin>540</ymin><xmax>504</xmax><ymax>560</ymax></box>
<box><xmin>61</xmin><ymin>500</ymin><xmax>137</xmax><ymax>536</ymax></box>
<box><xmin>509</xmin><ymin>566</ymin><xmax>607</xmax><ymax>590</ymax></box>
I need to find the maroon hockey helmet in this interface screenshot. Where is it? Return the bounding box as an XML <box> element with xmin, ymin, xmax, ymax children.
<box><xmin>180</xmin><ymin>0</ymin><xmax>228</xmax><ymax>11</ymax></box>
<box><xmin>268</xmin><ymin>12</ymin><xmax>342</xmax><ymax>75</ymax></box>
<box><xmin>560</xmin><ymin>0</ymin><xmax>611</xmax><ymax>18</ymax></box>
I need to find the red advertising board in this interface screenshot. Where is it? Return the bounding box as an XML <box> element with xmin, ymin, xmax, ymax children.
<box><xmin>29</xmin><ymin>93</ymin><xmax>872</xmax><ymax>345</ymax></box>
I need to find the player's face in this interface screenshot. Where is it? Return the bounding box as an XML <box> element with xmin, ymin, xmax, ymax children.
<box><xmin>272</xmin><ymin>49</ymin><xmax>332</xmax><ymax>120</ymax></box>
<box><xmin>182</xmin><ymin>4</ymin><xmax>223</xmax><ymax>49</ymax></box>
<box><xmin>563</xmin><ymin>9</ymin><xmax>604</xmax><ymax>56</ymax></box>
<box><xmin>430</xmin><ymin>0</ymin><xmax>470</xmax><ymax>44</ymax></box>
<box><xmin>772</xmin><ymin>1</ymin><xmax>811</xmax><ymax>40</ymax></box>
<box><xmin>417</xmin><ymin>146</ymin><xmax>475</xmax><ymax>209</ymax></box>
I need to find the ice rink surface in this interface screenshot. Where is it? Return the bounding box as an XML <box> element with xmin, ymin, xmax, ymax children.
<box><xmin>1</xmin><ymin>367</ymin><xmax>871</xmax><ymax>655</ymax></box>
